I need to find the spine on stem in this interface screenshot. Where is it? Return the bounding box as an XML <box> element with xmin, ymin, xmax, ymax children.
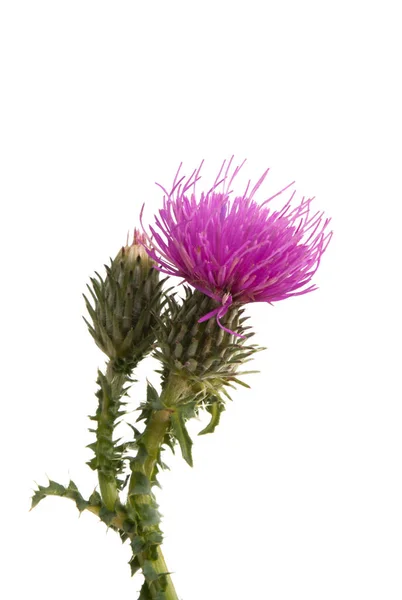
<box><xmin>126</xmin><ymin>384</ymin><xmax>178</xmax><ymax>599</ymax></box>
<box><xmin>87</xmin><ymin>360</ymin><xmax>131</xmax><ymax>510</ymax></box>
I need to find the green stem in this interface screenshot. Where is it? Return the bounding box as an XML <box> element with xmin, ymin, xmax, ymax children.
<box><xmin>150</xmin><ymin>546</ymin><xmax>178</xmax><ymax>600</ymax></box>
<box><xmin>137</xmin><ymin>408</ymin><xmax>172</xmax><ymax>482</ymax></box>
<box><xmin>96</xmin><ymin>361</ymin><xmax>126</xmax><ymax>510</ymax></box>
<box><xmin>127</xmin><ymin>380</ymin><xmax>185</xmax><ymax>600</ymax></box>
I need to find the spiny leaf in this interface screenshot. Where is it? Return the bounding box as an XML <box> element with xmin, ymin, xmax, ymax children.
<box><xmin>30</xmin><ymin>480</ymin><xmax>67</xmax><ymax>510</ymax></box>
<box><xmin>129</xmin><ymin>471</ymin><xmax>151</xmax><ymax>496</ymax></box>
<box><xmin>130</xmin><ymin>535</ymin><xmax>145</xmax><ymax>554</ymax></box>
<box><xmin>88</xmin><ymin>490</ymin><xmax>102</xmax><ymax>506</ymax></box>
<box><xmin>47</xmin><ymin>480</ymin><xmax>66</xmax><ymax>494</ymax></box>
<box><xmin>122</xmin><ymin>518</ymin><xmax>136</xmax><ymax>534</ymax></box>
<box><xmin>230</xmin><ymin>377</ymin><xmax>251</xmax><ymax>389</ymax></box>
<box><xmin>129</xmin><ymin>554</ymin><xmax>141</xmax><ymax>577</ymax></box>
<box><xmin>198</xmin><ymin>400</ymin><xmax>225</xmax><ymax>435</ymax></box>
<box><xmin>142</xmin><ymin>560</ymin><xmax>159</xmax><ymax>582</ymax></box>
<box><xmin>136</xmin><ymin>503</ymin><xmax>161</xmax><ymax>527</ymax></box>
<box><xmin>98</xmin><ymin>506</ymin><xmax>116</xmax><ymax>526</ymax></box>
<box><xmin>138</xmin><ymin>581</ymin><xmax>153</xmax><ymax>600</ymax></box>
<box><xmin>146</xmin><ymin>531</ymin><xmax>163</xmax><ymax>546</ymax></box>
<box><xmin>30</xmin><ymin>490</ymin><xmax>46</xmax><ymax>510</ymax></box>
<box><xmin>170</xmin><ymin>410</ymin><xmax>193</xmax><ymax>467</ymax></box>
<box><xmin>146</xmin><ymin>381</ymin><xmax>164</xmax><ymax>410</ymax></box>
<box><xmin>127</xmin><ymin>423</ymin><xmax>142</xmax><ymax>439</ymax></box>
<box><xmin>30</xmin><ymin>480</ymin><xmax>90</xmax><ymax>515</ymax></box>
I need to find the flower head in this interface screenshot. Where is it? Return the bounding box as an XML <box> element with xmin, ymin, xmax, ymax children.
<box><xmin>143</xmin><ymin>158</ymin><xmax>332</xmax><ymax>333</ymax></box>
<box><xmin>83</xmin><ymin>228</ymin><xmax>162</xmax><ymax>363</ymax></box>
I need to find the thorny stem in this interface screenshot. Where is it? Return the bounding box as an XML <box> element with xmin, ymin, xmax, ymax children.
<box><xmin>125</xmin><ymin>379</ymin><xmax>187</xmax><ymax>600</ymax></box>
<box><xmin>129</xmin><ymin>411</ymin><xmax>178</xmax><ymax>600</ymax></box>
<box><xmin>148</xmin><ymin>547</ymin><xmax>177</xmax><ymax>600</ymax></box>
<box><xmin>97</xmin><ymin>361</ymin><xmax>122</xmax><ymax>510</ymax></box>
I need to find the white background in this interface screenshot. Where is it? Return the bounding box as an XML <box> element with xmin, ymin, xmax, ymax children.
<box><xmin>1</xmin><ymin>1</ymin><xmax>401</xmax><ymax>599</ymax></box>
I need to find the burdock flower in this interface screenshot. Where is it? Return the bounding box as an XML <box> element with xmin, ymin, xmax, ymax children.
<box><xmin>143</xmin><ymin>158</ymin><xmax>332</xmax><ymax>332</ymax></box>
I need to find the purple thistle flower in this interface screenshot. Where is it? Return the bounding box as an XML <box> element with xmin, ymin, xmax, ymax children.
<box><xmin>142</xmin><ymin>158</ymin><xmax>332</xmax><ymax>334</ymax></box>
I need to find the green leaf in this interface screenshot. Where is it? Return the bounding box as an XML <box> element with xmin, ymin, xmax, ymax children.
<box><xmin>143</xmin><ymin>560</ymin><xmax>157</xmax><ymax>583</ymax></box>
<box><xmin>146</xmin><ymin>381</ymin><xmax>164</xmax><ymax>410</ymax></box>
<box><xmin>129</xmin><ymin>554</ymin><xmax>141</xmax><ymax>577</ymax></box>
<box><xmin>122</xmin><ymin>519</ymin><xmax>136</xmax><ymax>534</ymax></box>
<box><xmin>136</xmin><ymin>503</ymin><xmax>161</xmax><ymax>527</ymax></box>
<box><xmin>119</xmin><ymin>530</ymin><xmax>129</xmax><ymax>544</ymax></box>
<box><xmin>147</xmin><ymin>380</ymin><xmax>159</xmax><ymax>404</ymax></box>
<box><xmin>129</xmin><ymin>472</ymin><xmax>151</xmax><ymax>495</ymax></box>
<box><xmin>99</xmin><ymin>506</ymin><xmax>115</xmax><ymax>526</ymax></box>
<box><xmin>130</xmin><ymin>535</ymin><xmax>145</xmax><ymax>554</ymax></box>
<box><xmin>198</xmin><ymin>401</ymin><xmax>225</xmax><ymax>435</ymax></box>
<box><xmin>231</xmin><ymin>377</ymin><xmax>251</xmax><ymax>389</ymax></box>
<box><xmin>127</xmin><ymin>423</ymin><xmax>142</xmax><ymax>439</ymax></box>
<box><xmin>88</xmin><ymin>490</ymin><xmax>102</xmax><ymax>506</ymax></box>
<box><xmin>170</xmin><ymin>410</ymin><xmax>193</xmax><ymax>467</ymax></box>
<box><xmin>30</xmin><ymin>480</ymin><xmax>68</xmax><ymax>510</ymax></box>
<box><xmin>30</xmin><ymin>479</ymin><xmax>95</xmax><ymax>516</ymax></box>
<box><xmin>75</xmin><ymin>497</ymin><xmax>89</xmax><ymax>512</ymax></box>
<box><xmin>47</xmin><ymin>480</ymin><xmax>66</xmax><ymax>495</ymax></box>
<box><xmin>138</xmin><ymin>581</ymin><xmax>152</xmax><ymax>600</ymax></box>
<box><xmin>146</xmin><ymin>531</ymin><xmax>163</xmax><ymax>546</ymax></box>
<box><xmin>86</xmin><ymin>453</ymin><xmax>99</xmax><ymax>469</ymax></box>
<box><xmin>30</xmin><ymin>489</ymin><xmax>46</xmax><ymax>510</ymax></box>
<box><xmin>131</xmin><ymin>444</ymin><xmax>149</xmax><ymax>468</ymax></box>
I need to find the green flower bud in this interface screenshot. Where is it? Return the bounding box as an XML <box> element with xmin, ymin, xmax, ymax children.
<box><xmin>155</xmin><ymin>288</ymin><xmax>259</xmax><ymax>403</ymax></box>
<box><xmin>84</xmin><ymin>230</ymin><xmax>163</xmax><ymax>367</ymax></box>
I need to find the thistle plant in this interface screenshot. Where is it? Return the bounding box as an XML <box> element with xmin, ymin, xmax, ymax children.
<box><xmin>31</xmin><ymin>158</ymin><xmax>332</xmax><ymax>599</ymax></box>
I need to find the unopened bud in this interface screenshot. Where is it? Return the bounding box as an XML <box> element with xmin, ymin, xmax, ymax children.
<box><xmin>115</xmin><ymin>230</ymin><xmax>154</xmax><ymax>273</ymax></box>
<box><xmin>84</xmin><ymin>229</ymin><xmax>163</xmax><ymax>367</ymax></box>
